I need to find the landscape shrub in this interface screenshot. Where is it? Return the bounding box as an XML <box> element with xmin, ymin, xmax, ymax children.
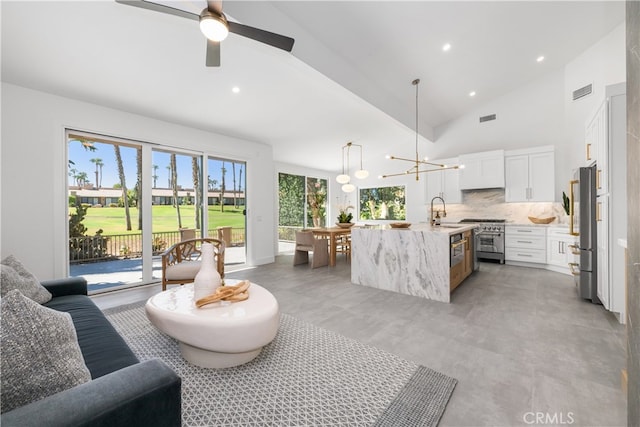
<box><xmin>68</xmin><ymin>203</ymin><xmax>110</xmax><ymax>261</ymax></box>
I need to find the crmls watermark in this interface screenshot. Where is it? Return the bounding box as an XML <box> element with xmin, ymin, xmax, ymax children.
<box><xmin>523</xmin><ymin>412</ymin><xmax>575</xmax><ymax>425</ymax></box>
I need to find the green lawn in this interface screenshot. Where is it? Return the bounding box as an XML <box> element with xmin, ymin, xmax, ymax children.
<box><xmin>77</xmin><ymin>205</ymin><xmax>246</xmax><ymax>235</ymax></box>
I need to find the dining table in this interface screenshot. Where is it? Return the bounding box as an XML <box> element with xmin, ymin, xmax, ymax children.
<box><xmin>311</xmin><ymin>226</ymin><xmax>353</xmax><ymax>267</ymax></box>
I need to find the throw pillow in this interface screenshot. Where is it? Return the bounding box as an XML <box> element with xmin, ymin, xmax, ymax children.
<box><xmin>1</xmin><ymin>255</ymin><xmax>52</xmax><ymax>304</ymax></box>
<box><xmin>0</xmin><ymin>290</ymin><xmax>91</xmax><ymax>413</ymax></box>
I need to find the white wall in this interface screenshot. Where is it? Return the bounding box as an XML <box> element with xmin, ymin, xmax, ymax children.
<box><xmin>432</xmin><ymin>68</ymin><xmax>566</xmax><ymax>199</ymax></box>
<box><xmin>563</xmin><ymin>22</ymin><xmax>626</xmax><ymax>171</ymax></box>
<box><xmin>428</xmin><ymin>22</ymin><xmax>625</xmax><ymax>204</ymax></box>
<box><xmin>432</xmin><ymin>69</ymin><xmax>566</xmax><ymax>157</ymax></box>
<box><xmin>1</xmin><ymin>83</ymin><xmax>276</xmax><ymax>280</ymax></box>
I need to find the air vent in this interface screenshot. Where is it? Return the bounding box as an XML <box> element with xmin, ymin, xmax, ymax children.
<box><xmin>479</xmin><ymin>114</ymin><xmax>496</xmax><ymax>123</ymax></box>
<box><xmin>572</xmin><ymin>84</ymin><xmax>592</xmax><ymax>101</ymax></box>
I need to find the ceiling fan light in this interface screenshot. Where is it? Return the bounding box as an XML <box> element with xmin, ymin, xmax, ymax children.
<box><xmin>341</xmin><ymin>183</ymin><xmax>356</xmax><ymax>193</ymax></box>
<box><xmin>354</xmin><ymin>169</ymin><xmax>369</xmax><ymax>179</ymax></box>
<box><xmin>199</xmin><ymin>10</ymin><xmax>229</xmax><ymax>42</ymax></box>
<box><xmin>336</xmin><ymin>174</ymin><xmax>350</xmax><ymax>184</ymax></box>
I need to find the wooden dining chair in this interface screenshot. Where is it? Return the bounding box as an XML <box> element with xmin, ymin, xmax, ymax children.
<box><xmin>335</xmin><ymin>234</ymin><xmax>351</xmax><ymax>262</ymax></box>
<box><xmin>293</xmin><ymin>231</ymin><xmax>329</xmax><ymax>268</ymax></box>
<box><xmin>179</xmin><ymin>228</ymin><xmax>196</xmax><ymax>241</ymax></box>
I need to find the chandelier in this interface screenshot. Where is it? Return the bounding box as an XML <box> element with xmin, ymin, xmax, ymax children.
<box><xmin>336</xmin><ymin>142</ymin><xmax>368</xmax><ymax>193</ymax></box>
<box><xmin>380</xmin><ymin>78</ymin><xmax>463</xmax><ymax>180</ymax></box>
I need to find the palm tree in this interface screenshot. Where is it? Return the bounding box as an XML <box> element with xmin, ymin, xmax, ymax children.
<box><xmin>136</xmin><ymin>148</ymin><xmax>142</xmax><ymax>230</ymax></box>
<box><xmin>113</xmin><ymin>144</ymin><xmax>132</xmax><ymax>231</ymax></box>
<box><xmin>98</xmin><ymin>160</ymin><xmax>104</xmax><ymax>188</ymax></box>
<box><xmin>76</xmin><ymin>171</ymin><xmax>89</xmax><ymax>187</ymax></box>
<box><xmin>90</xmin><ymin>158</ymin><xmax>103</xmax><ymax>189</ymax></box>
<box><xmin>170</xmin><ymin>154</ymin><xmax>182</xmax><ymax>228</ymax></box>
<box><xmin>166</xmin><ymin>165</ymin><xmax>171</xmax><ymax>188</ymax></box>
<box><xmin>220</xmin><ymin>162</ymin><xmax>226</xmax><ymax>212</ymax></box>
<box><xmin>238</xmin><ymin>165</ymin><xmax>243</xmax><ymax>204</ymax></box>
<box><xmin>69</xmin><ymin>168</ymin><xmax>79</xmax><ymax>187</ymax></box>
<box><xmin>232</xmin><ymin>162</ymin><xmax>237</xmax><ymax>208</ymax></box>
<box><xmin>191</xmin><ymin>157</ymin><xmax>201</xmax><ymax>229</ymax></box>
<box><xmin>152</xmin><ymin>164</ymin><xmax>159</xmax><ymax>188</ymax></box>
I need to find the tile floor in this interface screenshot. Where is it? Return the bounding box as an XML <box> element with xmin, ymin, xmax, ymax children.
<box><xmin>93</xmin><ymin>256</ymin><xmax>627</xmax><ymax>426</ymax></box>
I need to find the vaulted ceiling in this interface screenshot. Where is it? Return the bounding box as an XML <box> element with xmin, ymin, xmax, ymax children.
<box><xmin>1</xmin><ymin>1</ymin><xmax>625</xmax><ymax>173</ymax></box>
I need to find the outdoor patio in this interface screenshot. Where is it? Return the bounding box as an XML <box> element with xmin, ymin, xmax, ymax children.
<box><xmin>73</xmin><ymin>242</ymin><xmax>298</xmax><ymax>293</ymax></box>
<box><xmin>72</xmin><ymin>245</ymin><xmax>248</xmax><ymax>293</ymax></box>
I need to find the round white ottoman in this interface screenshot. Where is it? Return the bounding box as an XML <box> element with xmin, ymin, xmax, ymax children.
<box><xmin>145</xmin><ymin>281</ymin><xmax>279</xmax><ymax>368</ymax></box>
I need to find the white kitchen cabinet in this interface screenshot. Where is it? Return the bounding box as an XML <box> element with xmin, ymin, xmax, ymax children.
<box><xmin>459</xmin><ymin>150</ymin><xmax>505</xmax><ymax>190</ymax></box>
<box><xmin>585</xmin><ymin>83</ymin><xmax>626</xmax><ymax>320</ymax></box>
<box><xmin>597</xmin><ymin>195</ymin><xmax>609</xmax><ymax>309</ymax></box>
<box><xmin>584</xmin><ymin>100</ymin><xmax>609</xmax><ymax>176</ymax></box>
<box><xmin>546</xmin><ymin>227</ymin><xmax>579</xmax><ymax>275</ymax></box>
<box><xmin>505</xmin><ymin>226</ymin><xmax>546</xmax><ymax>264</ymax></box>
<box><xmin>504</xmin><ymin>147</ymin><xmax>554</xmax><ymax>202</ymax></box>
<box><xmin>585</xmin><ymin>100</ymin><xmax>608</xmax><ymax>195</ymax></box>
<box><xmin>425</xmin><ymin>157</ymin><xmax>461</xmax><ymax>203</ymax></box>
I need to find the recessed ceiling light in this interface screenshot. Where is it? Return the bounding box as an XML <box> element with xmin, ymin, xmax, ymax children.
<box><xmin>469</xmin><ymin>91</ymin><xmax>476</xmax><ymax>97</ymax></box>
<box><xmin>442</xmin><ymin>43</ymin><xmax>451</xmax><ymax>52</ymax></box>
<box><xmin>232</xmin><ymin>86</ymin><xmax>240</xmax><ymax>93</ymax></box>
<box><xmin>536</xmin><ymin>56</ymin><xmax>545</xmax><ymax>62</ymax></box>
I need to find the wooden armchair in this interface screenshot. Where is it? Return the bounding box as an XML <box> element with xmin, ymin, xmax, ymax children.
<box><xmin>161</xmin><ymin>238</ymin><xmax>225</xmax><ymax>291</ymax></box>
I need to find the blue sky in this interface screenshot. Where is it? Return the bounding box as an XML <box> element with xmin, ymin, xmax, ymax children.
<box><xmin>68</xmin><ymin>140</ymin><xmax>244</xmax><ymax>190</ymax></box>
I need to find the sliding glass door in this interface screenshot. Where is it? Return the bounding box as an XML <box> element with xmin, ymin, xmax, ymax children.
<box><xmin>207</xmin><ymin>157</ymin><xmax>246</xmax><ymax>265</ymax></box>
<box><xmin>67</xmin><ymin>131</ymin><xmax>249</xmax><ymax>292</ymax></box>
<box><xmin>67</xmin><ymin>132</ymin><xmax>145</xmax><ymax>293</ymax></box>
<box><xmin>151</xmin><ymin>149</ymin><xmax>204</xmax><ymax>280</ymax></box>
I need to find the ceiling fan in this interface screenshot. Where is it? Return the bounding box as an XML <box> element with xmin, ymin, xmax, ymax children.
<box><xmin>116</xmin><ymin>0</ymin><xmax>295</xmax><ymax>67</ymax></box>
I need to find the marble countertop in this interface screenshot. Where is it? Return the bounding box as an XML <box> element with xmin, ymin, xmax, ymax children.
<box><xmin>357</xmin><ymin>223</ymin><xmax>477</xmax><ymax>235</ymax></box>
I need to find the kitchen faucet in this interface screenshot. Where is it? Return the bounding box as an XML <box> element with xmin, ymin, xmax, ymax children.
<box><xmin>430</xmin><ymin>196</ymin><xmax>447</xmax><ymax>226</ymax></box>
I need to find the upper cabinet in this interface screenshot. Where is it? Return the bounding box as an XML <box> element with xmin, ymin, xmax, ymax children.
<box><xmin>425</xmin><ymin>157</ymin><xmax>461</xmax><ymax>203</ymax></box>
<box><xmin>458</xmin><ymin>150</ymin><xmax>505</xmax><ymax>190</ymax></box>
<box><xmin>585</xmin><ymin>100</ymin><xmax>609</xmax><ymax>195</ymax></box>
<box><xmin>504</xmin><ymin>147</ymin><xmax>555</xmax><ymax>202</ymax></box>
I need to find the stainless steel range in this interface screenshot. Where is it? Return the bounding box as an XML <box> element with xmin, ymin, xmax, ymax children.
<box><xmin>459</xmin><ymin>219</ymin><xmax>506</xmax><ymax>264</ymax></box>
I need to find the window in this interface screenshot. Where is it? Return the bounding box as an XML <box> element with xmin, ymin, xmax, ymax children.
<box><xmin>278</xmin><ymin>173</ymin><xmax>327</xmax><ymax>241</ymax></box>
<box><xmin>359</xmin><ymin>185</ymin><xmax>406</xmax><ymax>220</ymax></box>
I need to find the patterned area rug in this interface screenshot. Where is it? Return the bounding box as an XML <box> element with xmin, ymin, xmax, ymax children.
<box><xmin>104</xmin><ymin>302</ymin><xmax>456</xmax><ymax>426</ymax></box>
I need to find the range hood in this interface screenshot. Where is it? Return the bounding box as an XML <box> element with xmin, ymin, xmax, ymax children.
<box><xmin>458</xmin><ymin>150</ymin><xmax>505</xmax><ymax>190</ymax></box>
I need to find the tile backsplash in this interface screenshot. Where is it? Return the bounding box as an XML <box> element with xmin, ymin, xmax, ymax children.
<box><xmin>434</xmin><ymin>188</ymin><xmax>568</xmax><ymax>225</ymax></box>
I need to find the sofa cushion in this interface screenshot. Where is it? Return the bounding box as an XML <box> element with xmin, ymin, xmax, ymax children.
<box><xmin>0</xmin><ymin>290</ymin><xmax>91</xmax><ymax>413</ymax></box>
<box><xmin>1</xmin><ymin>255</ymin><xmax>52</xmax><ymax>304</ymax></box>
<box><xmin>45</xmin><ymin>295</ymin><xmax>139</xmax><ymax>379</ymax></box>
<box><xmin>165</xmin><ymin>260</ymin><xmax>201</xmax><ymax>281</ymax></box>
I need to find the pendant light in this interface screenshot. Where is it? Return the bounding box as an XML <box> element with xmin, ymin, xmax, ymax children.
<box><xmin>336</xmin><ymin>142</ymin><xmax>368</xmax><ymax>193</ymax></box>
<box><xmin>381</xmin><ymin>79</ymin><xmax>463</xmax><ymax>180</ymax></box>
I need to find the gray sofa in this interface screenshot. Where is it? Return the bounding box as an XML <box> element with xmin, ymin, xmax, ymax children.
<box><xmin>1</xmin><ymin>277</ymin><xmax>181</xmax><ymax>427</ymax></box>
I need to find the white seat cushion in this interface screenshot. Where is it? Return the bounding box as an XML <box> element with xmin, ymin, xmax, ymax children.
<box><xmin>165</xmin><ymin>261</ymin><xmax>202</xmax><ymax>281</ymax></box>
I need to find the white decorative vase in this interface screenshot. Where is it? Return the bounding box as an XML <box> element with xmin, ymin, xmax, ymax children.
<box><xmin>193</xmin><ymin>243</ymin><xmax>221</xmax><ymax>301</ymax></box>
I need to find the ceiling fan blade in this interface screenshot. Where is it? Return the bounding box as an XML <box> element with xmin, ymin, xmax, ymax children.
<box><xmin>228</xmin><ymin>21</ymin><xmax>295</xmax><ymax>52</ymax></box>
<box><xmin>206</xmin><ymin>0</ymin><xmax>223</xmax><ymax>15</ymax></box>
<box><xmin>206</xmin><ymin>39</ymin><xmax>221</xmax><ymax>67</ymax></box>
<box><xmin>115</xmin><ymin>0</ymin><xmax>199</xmax><ymax>21</ymax></box>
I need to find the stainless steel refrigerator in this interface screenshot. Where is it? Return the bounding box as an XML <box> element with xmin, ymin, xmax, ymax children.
<box><xmin>569</xmin><ymin>165</ymin><xmax>599</xmax><ymax>303</ymax></box>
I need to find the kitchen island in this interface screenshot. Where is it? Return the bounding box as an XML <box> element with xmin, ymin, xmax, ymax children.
<box><xmin>351</xmin><ymin>223</ymin><xmax>477</xmax><ymax>303</ymax></box>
